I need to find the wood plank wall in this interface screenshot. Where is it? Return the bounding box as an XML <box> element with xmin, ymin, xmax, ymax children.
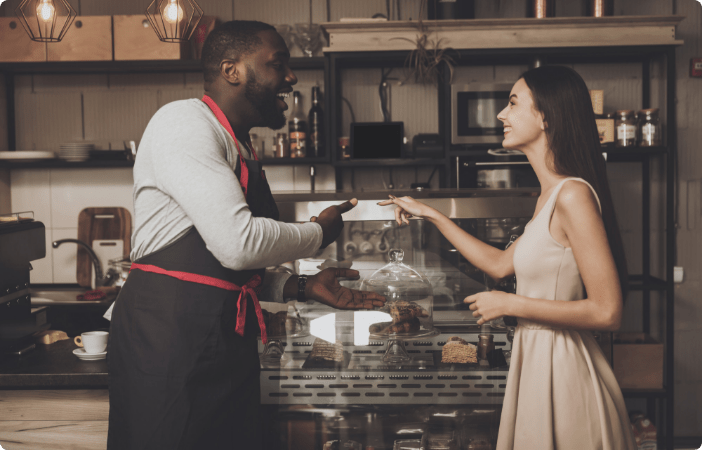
<box><xmin>0</xmin><ymin>0</ymin><xmax>700</xmax><ymax>438</ymax></box>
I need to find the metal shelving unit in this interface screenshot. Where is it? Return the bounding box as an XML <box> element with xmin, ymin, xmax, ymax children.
<box><xmin>326</xmin><ymin>43</ymin><xmax>677</xmax><ymax>448</ymax></box>
<box><xmin>0</xmin><ymin>57</ymin><xmax>328</xmax><ymax>155</ymax></box>
<box><xmin>0</xmin><ymin>33</ymin><xmax>678</xmax><ymax>448</ymax></box>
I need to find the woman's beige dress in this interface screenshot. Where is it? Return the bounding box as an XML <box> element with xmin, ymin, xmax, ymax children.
<box><xmin>496</xmin><ymin>177</ymin><xmax>636</xmax><ymax>450</ymax></box>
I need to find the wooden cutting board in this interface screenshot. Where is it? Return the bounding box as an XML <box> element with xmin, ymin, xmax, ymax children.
<box><xmin>77</xmin><ymin>207</ymin><xmax>131</xmax><ymax>288</ymax></box>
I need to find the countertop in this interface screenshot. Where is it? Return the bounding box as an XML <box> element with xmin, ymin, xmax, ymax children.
<box><xmin>0</xmin><ymin>339</ymin><xmax>107</xmax><ymax>388</ymax></box>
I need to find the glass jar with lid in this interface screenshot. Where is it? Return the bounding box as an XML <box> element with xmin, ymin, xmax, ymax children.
<box><xmin>358</xmin><ymin>249</ymin><xmax>437</xmax><ymax>362</ymax></box>
<box><xmin>615</xmin><ymin>110</ymin><xmax>637</xmax><ymax>147</ymax></box>
<box><xmin>638</xmin><ymin>108</ymin><xmax>662</xmax><ymax>147</ymax></box>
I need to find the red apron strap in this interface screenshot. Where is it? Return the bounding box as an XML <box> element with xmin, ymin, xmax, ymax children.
<box><xmin>130</xmin><ymin>263</ymin><xmax>268</xmax><ymax>343</ymax></box>
<box><xmin>201</xmin><ymin>95</ymin><xmax>261</xmax><ymax>196</ymax></box>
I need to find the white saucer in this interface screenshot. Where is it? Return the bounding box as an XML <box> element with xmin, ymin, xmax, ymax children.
<box><xmin>73</xmin><ymin>348</ymin><xmax>107</xmax><ymax>360</ymax></box>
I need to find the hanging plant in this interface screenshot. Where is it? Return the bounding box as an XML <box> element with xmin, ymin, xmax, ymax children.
<box><xmin>392</xmin><ymin>0</ymin><xmax>458</xmax><ymax>85</ymax></box>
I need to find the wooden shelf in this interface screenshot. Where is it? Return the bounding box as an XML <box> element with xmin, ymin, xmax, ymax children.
<box><xmin>0</xmin><ymin>156</ymin><xmax>334</xmax><ymax>169</ymax></box>
<box><xmin>628</xmin><ymin>275</ymin><xmax>668</xmax><ymax>291</ymax></box>
<box><xmin>0</xmin><ymin>57</ymin><xmax>325</xmax><ymax>75</ymax></box>
<box><xmin>261</xmin><ymin>157</ymin><xmax>330</xmax><ymax>165</ymax></box>
<box><xmin>622</xmin><ymin>388</ymin><xmax>667</xmax><ymax>398</ymax></box>
<box><xmin>333</xmin><ymin>158</ymin><xmax>446</xmax><ymax>167</ymax></box>
<box><xmin>450</xmin><ymin>146</ymin><xmax>666</xmax><ymax>156</ymax></box>
<box><xmin>322</xmin><ymin>16</ymin><xmax>684</xmax><ymax>53</ymax></box>
<box><xmin>0</xmin><ymin>159</ymin><xmax>133</xmax><ymax>169</ymax></box>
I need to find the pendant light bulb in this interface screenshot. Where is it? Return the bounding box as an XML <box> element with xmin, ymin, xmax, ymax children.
<box><xmin>145</xmin><ymin>0</ymin><xmax>203</xmax><ymax>43</ymax></box>
<box><xmin>36</xmin><ymin>0</ymin><xmax>55</xmax><ymax>23</ymax></box>
<box><xmin>163</xmin><ymin>0</ymin><xmax>184</xmax><ymax>24</ymax></box>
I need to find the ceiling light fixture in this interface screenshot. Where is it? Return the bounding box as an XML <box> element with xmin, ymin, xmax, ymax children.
<box><xmin>14</xmin><ymin>0</ymin><xmax>77</xmax><ymax>42</ymax></box>
<box><xmin>145</xmin><ymin>0</ymin><xmax>203</xmax><ymax>43</ymax></box>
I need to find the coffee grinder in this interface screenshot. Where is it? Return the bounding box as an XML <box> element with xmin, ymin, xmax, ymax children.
<box><xmin>0</xmin><ymin>213</ymin><xmax>49</xmax><ymax>358</ymax></box>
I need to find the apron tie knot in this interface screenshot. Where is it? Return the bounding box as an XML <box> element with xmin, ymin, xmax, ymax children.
<box><xmin>235</xmin><ymin>274</ymin><xmax>268</xmax><ymax>344</ymax></box>
<box><xmin>129</xmin><ymin>264</ymin><xmax>269</xmax><ymax>344</ymax></box>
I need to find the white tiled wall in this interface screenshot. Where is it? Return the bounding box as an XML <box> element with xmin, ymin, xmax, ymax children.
<box><xmin>10</xmin><ymin>168</ymin><xmax>131</xmax><ymax>283</ymax></box>
<box><xmin>10</xmin><ymin>164</ymin><xmax>334</xmax><ymax>284</ymax></box>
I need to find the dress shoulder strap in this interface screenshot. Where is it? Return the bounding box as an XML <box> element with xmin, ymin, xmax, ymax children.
<box><xmin>548</xmin><ymin>177</ymin><xmax>602</xmax><ymax>218</ymax></box>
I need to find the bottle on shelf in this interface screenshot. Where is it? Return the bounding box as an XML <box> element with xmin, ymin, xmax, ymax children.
<box><xmin>275</xmin><ymin>132</ymin><xmax>289</xmax><ymax>158</ymax></box>
<box><xmin>308</xmin><ymin>86</ymin><xmax>325</xmax><ymax>157</ymax></box>
<box><xmin>288</xmin><ymin>91</ymin><xmax>307</xmax><ymax>158</ymax></box>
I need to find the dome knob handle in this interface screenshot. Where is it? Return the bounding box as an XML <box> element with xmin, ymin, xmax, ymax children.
<box><xmin>388</xmin><ymin>248</ymin><xmax>404</xmax><ymax>263</ymax></box>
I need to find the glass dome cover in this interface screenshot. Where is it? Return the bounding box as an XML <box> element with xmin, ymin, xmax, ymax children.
<box><xmin>360</xmin><ymin>248</ymin><xmax>435</xmax><ymax>338</ymax></box>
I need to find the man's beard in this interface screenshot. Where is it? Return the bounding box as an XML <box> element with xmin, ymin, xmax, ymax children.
<box><xmin>244</xmin><ymin>66</ymin><xmax>286</xmax><ymax>130</ymax></box>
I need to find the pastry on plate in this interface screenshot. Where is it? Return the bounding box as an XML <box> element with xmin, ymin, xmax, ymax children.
<box><xmin>441</xmin><ymin>337</ymin><xmax>477</xmax><ymax>364</ymax></box>
<box><xmin>309</xmin><ymin>338</ymin><xmax>345</xmax><ymax>362</ymax></box>
<box><xmin>369</xmin><ymin>317</ymin><xmax>420</xmax><ymax>335</ymax></box>
<box><xmin>388</xmin><ymin>300</ymin><xmax>429</xmax><ymax>324</ymax></box>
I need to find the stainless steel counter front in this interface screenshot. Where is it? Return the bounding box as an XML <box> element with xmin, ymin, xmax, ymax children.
<box><xmin>259</xmin><ymin>329</ymin><xmax>510</xmax><ymax>406</ymax></box>
<box><xmin>273</xmin><ymin>189</ymin><xmax>539</xmax><ymax>222</ymax></box>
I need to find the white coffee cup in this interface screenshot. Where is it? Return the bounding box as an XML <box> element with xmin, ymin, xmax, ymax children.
<box><xmin>74</xmin><ymin>331</ymin><xmax>109</xmax><ymax>354</ymax></box>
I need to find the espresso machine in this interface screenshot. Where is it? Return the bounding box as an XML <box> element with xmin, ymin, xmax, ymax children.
<box><xmin>0</xmin><ymin>213</ymin><xmax>49</xmax><ymax>357</ymax></box>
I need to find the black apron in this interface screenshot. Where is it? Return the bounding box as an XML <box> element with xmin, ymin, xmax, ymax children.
<box><xmin>107</xmin><ymin>98</ymin><xmax>279</xmax><ymax>450</ymax></box>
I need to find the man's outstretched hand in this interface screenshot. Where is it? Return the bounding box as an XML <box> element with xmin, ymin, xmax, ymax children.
<box><xmin>311</xmin><ymin>199</ymin><xmax>357</xmax><ymax>248</ymax></box>
<box><xmin>307</xmin><ymin>268</ymin><xmax>385</xmax><ymax>309</ymax></box>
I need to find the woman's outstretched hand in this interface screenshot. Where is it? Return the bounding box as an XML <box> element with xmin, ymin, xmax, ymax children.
<box><xmin>464</xmin><ymin>291</ymin><xmax>513</xmax><ymax>326</ymax></box>
<box><xmin>308</xmin><ymin>268</ymin><xmax>386</xmax><ymax>310</ymax></box>
<box><xmin>377</xmin><ymin>195</ymin><xmax>438</xmax><ymax>226</ymax></box>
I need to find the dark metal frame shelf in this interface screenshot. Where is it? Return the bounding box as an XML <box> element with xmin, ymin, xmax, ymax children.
<box><xmin>333</xmin><ymin>158</ymin><xmax>445</xmax><ymax>167</ymax></box>
<box><xmin>0</xmin><ymin>157</ymin><xmax>331</xmax><ymax>169</ymax></box>
<box><xmin>622</xmin><ymin>389</ymin><xmax>668</xmax><ymax>399</ymax></box>
<box><xmin>0</xmin><ymin>42</ymin><xmax>677</xmax><ymax>449</ymax></box>
<box><xmin>326</xmin><ymin>43</ymin><xmax>676</xmax><ymax>449</ymax></box>
<box><xmin>628</xmin><ymin>275</ymin><xmax>668</xmax><ymax>292</ymax></box>
<box><xmin>0</xmin><ymin>57</ymin><xmax>327</xmax><ymax>153</ymax></box>
<box><xmin>0</xmin><ymin>56</ymin><xmax>326</xmax><ymax>75</ymax></box>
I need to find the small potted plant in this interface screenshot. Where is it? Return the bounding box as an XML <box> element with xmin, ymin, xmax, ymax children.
<box><xmin>393</xmin><ymin>0</ymin><xmax>458</xmax><ymax>85</ymax></box>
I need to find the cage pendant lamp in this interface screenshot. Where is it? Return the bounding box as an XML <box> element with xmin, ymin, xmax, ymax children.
<box><xmin>15</xmin><ymin>0</ymin><xmax>77</xmax><ymax>42</ymax></box>
<box><xmin>145</xmin><ymin>0</ymin><xmax>203</xmax><ymax>43</ymax></box>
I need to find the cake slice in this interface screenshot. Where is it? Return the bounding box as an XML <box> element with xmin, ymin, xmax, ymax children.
<box><xmin>369</xmin><ymin>317</ymin><xmax>420</xmax><ymax>335</ymax></box>
<box><xmin>309</xmin><ymin>338</ymin><xmax>345</xmax><ymax>362</ymax></box>
<box><xmin>388</xmin><ymin>301</ymin><xmax>429</xmax><ymax>324</ymax></box>
<box><xmin>441</xmin><ymin>337</ymin><xmax>477</xmax><ymax>364</ymax></box>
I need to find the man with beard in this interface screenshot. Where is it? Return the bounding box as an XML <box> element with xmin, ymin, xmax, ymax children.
<box><xmin>105</xmin><ymin>21</ymin><xmax>385</xmax><ymax>450</ymax></box>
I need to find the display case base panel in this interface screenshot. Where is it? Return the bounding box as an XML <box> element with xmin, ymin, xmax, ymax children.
<box><xmin>260</xmin><ymin>331</ymin><xmax>510</xmax><ymax>405</ymax></box>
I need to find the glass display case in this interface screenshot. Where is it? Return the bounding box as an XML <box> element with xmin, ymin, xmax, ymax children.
<box><xmin>259</xmin><ymin>189</ymin><xmax>538</xmax><ymax>450</ymax></box>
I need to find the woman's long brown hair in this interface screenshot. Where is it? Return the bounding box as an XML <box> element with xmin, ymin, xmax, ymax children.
<box><xmin>521</xmin><ymin>65</ymin><xmax>628</xmax><ymax>300</ymax></box>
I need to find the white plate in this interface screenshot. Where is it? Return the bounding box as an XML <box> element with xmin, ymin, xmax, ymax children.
<box><xmin>73</xmin><ymin>348</ymin><xmax>107</xmax><ymax>360</ymax></box>
<box><xmin>0</xmin><ymin>151</ymin><xmax>56</xmax><ymax>160</ymax></box>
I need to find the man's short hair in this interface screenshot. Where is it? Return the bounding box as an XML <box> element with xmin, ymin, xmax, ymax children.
<box><xmin>201</xmin><ymin>20</ymin><xmax>276</xmax><ymax>84</ymax></box>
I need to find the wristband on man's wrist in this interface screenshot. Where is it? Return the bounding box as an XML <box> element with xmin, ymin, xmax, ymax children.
<box><xmin>297</xmin><ymin>275</ymin><xmax>308</xmax><ymax>302</ymax></box>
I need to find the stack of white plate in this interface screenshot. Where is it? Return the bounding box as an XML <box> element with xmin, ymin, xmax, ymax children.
<box><xmin>59</xmin><ymin>142</ymin><xmax>93</xmax><ymax>161</ymax></box>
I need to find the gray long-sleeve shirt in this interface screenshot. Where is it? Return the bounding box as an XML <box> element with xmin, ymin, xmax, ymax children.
<box><xmin>130</xmin><ymin>98</ymin><xmax>323</xmax><ymax>301</ymax></box>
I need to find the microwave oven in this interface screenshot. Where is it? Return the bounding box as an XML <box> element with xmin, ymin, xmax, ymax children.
<box><xmin>451</xmin><ymin>82</ymin><xmax>513</xmax><ymax>145</ymax></box>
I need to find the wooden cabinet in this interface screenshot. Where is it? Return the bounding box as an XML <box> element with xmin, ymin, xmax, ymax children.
<box><xmin>0</xmin><ymin>17</ymin><xmax>46</xmax><ymax>62</ymax></box>
<box><xmin>47</xmin><ymin>16</ymin><xmax>113</xmax><ymax>62</ymax></box>
<box><xmin>113</xmin><ymin>15</ymin><xmax>190</xmax><ymax>61</ymax></box>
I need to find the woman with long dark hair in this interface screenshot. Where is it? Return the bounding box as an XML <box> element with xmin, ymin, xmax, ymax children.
<box><xmin>379</xmin><ymin>65</ymin><xmax>636</xmax><ymax>449</ymax></box>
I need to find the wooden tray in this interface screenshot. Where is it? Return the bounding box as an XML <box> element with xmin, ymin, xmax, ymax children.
<box><xmin>77</xmin><ymin>207</ymin><xmax>131</xmax><ymax>287</ymax></box>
